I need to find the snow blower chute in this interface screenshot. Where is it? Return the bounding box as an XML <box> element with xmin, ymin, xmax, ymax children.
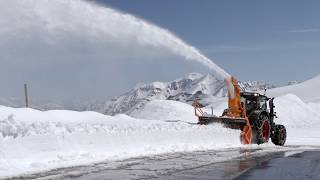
<box><xmin>192</xmin><ymin>76</ymin><xmax>287</xmax><ymax>146</ymax></box>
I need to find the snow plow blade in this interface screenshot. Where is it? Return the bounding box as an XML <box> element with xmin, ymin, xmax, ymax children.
<box><xmin>198</xmin><ymin>116</ymin><xmax>247</xmax><ymax>129</ymax></box>
<box><xmin>198</xmin><ymin>116</ymin><xmax>252</xmax><ymax>144</ymax></box>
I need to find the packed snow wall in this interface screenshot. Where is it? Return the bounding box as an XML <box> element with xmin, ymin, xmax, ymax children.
<box><xmin>0</xmin><ymin>105</ymin><xmax>240</xmax><ymax>177</ymax></box>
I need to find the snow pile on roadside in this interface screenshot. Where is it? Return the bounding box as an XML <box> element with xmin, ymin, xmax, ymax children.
<box><xmin>131</xmin><ymin>99</ymin><xmax>229</xmax><ymax>123</ymax></box>
<box><xmin>275</xmin><ymin>94</ymin><xmax>320</xmax><ymax>128</ymax></box>
<box><xmin>268</xmin><ymin>75</ymin><xmax>320</xmax><ymax>102</ymax></box>
<box><xmin>272</xmin><ymin>94</ymin><xmax>320</xmax><ymax>146</ymax></box>
<box><xmin>1</xmin><ymin>89</ymin><xmax>320</xmax><ymax>178</ymax></box>
<box><xmin>0</xmin><ymin>105</ymin><xmax>240</xmax><ymax>178</ymax></box>
<box><xmin>133</xmin><ymin>94</ymin><xmax>320</xmax><ymax>147</ymax></box>
<box><xmin>131</xmin><ymin>100</ymin><xmax>197</xmax><ymax>123</ymax></box>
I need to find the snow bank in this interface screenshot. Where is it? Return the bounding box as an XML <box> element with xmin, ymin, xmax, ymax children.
<box><xmin>1</xmin><ymin>90</ymin><xmax>320</xmax><ymax>178</ymax></box>
<box><xmin>268</xmin><ymin>75</ymin><xmax>320</xmax><ymax>102</ymax></box>
<box><xmin>271</xmin><ymin>94</ymin><xmax>320</xmax><ymax>146</ymax></box>
<box><xmin>274</xmin><ymin>94</ymin><xmax>320</xmax><ymax>128</ymax></box>
<box><xmin>131</xmin><ymin>99</ymin><xmax>229</xmax><ymax>123</ymax></box>
<box><xmin>0</xmin><ymin>106</ymin><xmax>240</xmax><ymax>178</ymax></box>
<box><xmin>131</xmin><ymin>100</ymin><xmax>197</xmax><ymax>123</ymax></box>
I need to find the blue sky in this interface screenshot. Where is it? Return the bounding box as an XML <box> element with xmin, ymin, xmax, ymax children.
<box><xmin>96</xmin><ymin>0</ymin><xmax>320</xmax><ymax>84</ymax></box>
<box><xmin>1</xmin><ymin>0</ymin><xmax>320</xmax><ymax>102</ymax></box>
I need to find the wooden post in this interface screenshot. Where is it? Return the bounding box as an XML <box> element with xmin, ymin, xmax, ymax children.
<box><xmin>24</xmin><ymin>84</ymin><xmax>29</xmax><ymax>108</ymax></box>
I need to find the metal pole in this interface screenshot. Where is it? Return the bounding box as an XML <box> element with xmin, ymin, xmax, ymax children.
<box><xmin>24</xmin><ymin>84</ymin><xmax>29</xmax><ymax>108</ymax></box>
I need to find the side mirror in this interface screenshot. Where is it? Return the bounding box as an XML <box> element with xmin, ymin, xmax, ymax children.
<box><xmin>269</xmin><ymin>97</ymin><xmax>275</xmax><ymax>108</ymax></box>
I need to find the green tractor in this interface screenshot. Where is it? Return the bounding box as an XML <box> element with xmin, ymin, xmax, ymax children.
<box><xmin>194</xmin><ymin>91</ymin><xmax>287</xmax><ymax>146</ymax></box>
<box><xmin>238</xmin><ymin>92</ymin><xmax>287</xmax><ymax>145</ymax></box>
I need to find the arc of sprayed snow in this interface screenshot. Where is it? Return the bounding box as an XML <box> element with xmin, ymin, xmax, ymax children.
<box><xmin>48</xmin><ymin>0</ymin><xmax>235</xmax><ymax>98</ymax></box>
<box><xmin>115</xmin><ymin>4</ymin><xmax>232</xmax><ymax>82</ymax></box>
<box><xmin>124</xmin><ymin>13</ymin><xmax>231</xmax><ymax>80</ymax></box>
<box><xmin>1</xmin><ymin>0</ymin><xmax>234</xmax><ymax>96</ymax></box>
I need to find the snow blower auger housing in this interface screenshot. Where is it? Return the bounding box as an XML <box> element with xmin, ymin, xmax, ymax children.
<box><xmin>192</xmin><ymin>77</ymin><xmax>287</xmax><ymax>146</ymax></box>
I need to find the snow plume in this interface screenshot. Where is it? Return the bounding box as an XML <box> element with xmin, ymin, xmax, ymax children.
<box><xmin>0</xmin><ymin>0</ymin><xmax>229</xmax><ymax>79</ymax></box>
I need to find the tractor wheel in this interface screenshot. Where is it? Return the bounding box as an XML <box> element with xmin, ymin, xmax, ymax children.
<box><xmin>252</xmin><ymin>115</ymin><xmax>270</xmax><ymax>144</ymax></box>
<box><xmin>271</xmin><ymin>125</ymin><xmax>287</xmax><ymax>146</ymax></box>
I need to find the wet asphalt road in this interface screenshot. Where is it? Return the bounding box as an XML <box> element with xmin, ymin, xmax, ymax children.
<box><xmin>5</xmin><ymin>146</ymin><xmax>320</xmax><ymax>180</ymax></box>
<box><xmin>236</xmin><ymin>151</ymin><xmax>320</xmax><ymax>180</ymax></box>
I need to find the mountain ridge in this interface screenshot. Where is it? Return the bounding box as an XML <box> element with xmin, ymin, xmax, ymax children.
<box><xmin>0</xmin><ymin>73</ymin><xmax>279</xmax><ymax>114</ymax></box>
<box><xmin>100</xmin><ymin>73</ymin><xmax>276</xmax><ymax>115</ymax></box>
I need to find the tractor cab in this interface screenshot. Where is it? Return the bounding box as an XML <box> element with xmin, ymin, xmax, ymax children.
<box><xmin>240</xmin><ymin>92</ymin><xmax>269</xmax><ymax>115</ymax></box>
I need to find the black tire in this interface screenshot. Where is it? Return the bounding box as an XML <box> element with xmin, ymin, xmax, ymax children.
<box><xmin>271</xmin><ymin>124</ymin><xmax>286</xmax><ymax>146</ymax></box>
<box><xmin>252</xmin><ymin>115</ymin><xmax>270</xmax><ymax>144</ymax></box>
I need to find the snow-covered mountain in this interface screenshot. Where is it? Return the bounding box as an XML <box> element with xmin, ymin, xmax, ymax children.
<box><xmin>0</xmin><ymin>73</ymin><xmax>277</xmax><ymax>114</ymax></box>
<box><xmin>100</xmin><ymin>73</ymin><xmax>222</xmax><ymax>115</ymax></box>
<box><xmin>100</xmin><ymin>73</ymin><xmax>276</xmax><ymax>115</ymax></box>
<box><xmin>239</xmin><ymin>81</ymin><xmax>276</xmax><ymax>91</ymax></box>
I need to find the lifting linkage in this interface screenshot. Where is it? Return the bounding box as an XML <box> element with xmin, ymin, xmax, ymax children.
<box><xmin>192</xmin><ymin>76</ymin><xmax>252</xmax><ymax>144</ymax></box>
